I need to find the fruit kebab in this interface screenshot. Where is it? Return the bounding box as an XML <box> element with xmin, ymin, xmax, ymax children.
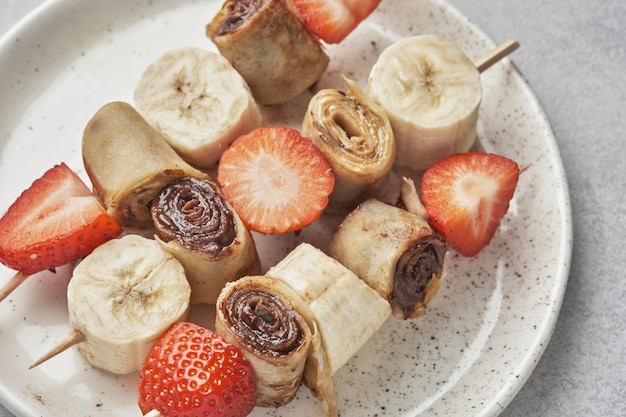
<box><xmin>0</xmin><ymin>163</ymin><xmax>123</xmax><ymax>302</ymax></box>
<box><xmin>368</xmin><ymin>35</ymin><xmax>519</xmax><ymax>171</ymax></box>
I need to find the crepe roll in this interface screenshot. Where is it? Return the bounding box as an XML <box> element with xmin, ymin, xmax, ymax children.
<box><xmin>215</xmin><ymin>275</ymin><xmax>321</xmax><ymax>408</ymax></box>
<box><xmin>151</xmin><ymin>176</ymin><xmax>261</xmax><ymax>304</ymax></box>
<box><xmin>302</xmin><ymin>76</ymin><xmax>396</xmax><ymax>210</ymax></box>
<box><xmin>330</xmin><ymin>199</ymin><xmax>448</xmax><ymax>319</ymax></box>
<box><xmin>206</xmin><ymin>0</ymin><xmax>329</xmax><ymax>105</ymax></box>
<box><xmin>82</xmin><ymin>101</ymin><xmax>208</xmax><ymax>230</ymax></box>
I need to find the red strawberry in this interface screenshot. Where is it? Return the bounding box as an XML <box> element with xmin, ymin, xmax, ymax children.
<box><xmin>138</xmin><ymin>321</ymin><xmax>257</xmax><ymax>417</ymax></box>
<box><xmin>291</xmin><ymin>0</ymin><xmax>382</xmax><ymax>44</ymax></box>
<box><xmin>217</xmin><ymin>126</ymin><xmax>335</xmax><ymax>234</ymax></box>
<box><xmin>420</xmin><ymin>152</ymin><xmax>520</xmax><ymax>257</ymax></box>
<box><xmin>0</xmin><ymin>163</ymin><xmax>123</xmax><ymax>275</ymax></box>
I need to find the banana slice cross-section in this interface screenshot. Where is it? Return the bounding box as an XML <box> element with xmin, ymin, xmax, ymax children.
<box><xmin>30</xmin><ymin>235</ymin><xmax>191</xmax><ymax>374</ymax></box>
<box><xmin>134</xmin><ymin>47</ymin><xmax>262</xmax><ymax>168</ymax></box>
<box><xmin>368</xmin><ymin>35</ymin><xmax>482</xmax><ymax>171</ymax></box>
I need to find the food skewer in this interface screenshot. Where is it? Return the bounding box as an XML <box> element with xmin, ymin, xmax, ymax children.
<box><xmin>0</xmin><ymin>271</ymin><xmax>29</xmax><ymax>303</ymax></box>
<box><xmin>474</xmin><ymin>38</ymin><xmax>520</xmax><ymax>73</ymax></box>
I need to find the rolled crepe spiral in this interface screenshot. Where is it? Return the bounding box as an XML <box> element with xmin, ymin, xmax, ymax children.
<box><xmin>206</xmin><ymin>0</ymin><xmax>329</xmax><ymax>105</ymax></box>
<box><xmin>152</xmin><ymin>177</ymin><xmax>236</xmax><ymax>251</ymax></box>
<box><xmin>151</xmin><ymin>177</ymin><xmax>261</xmax><ymax>304</ymax></box>
<box><xmin>216</xmin><ymin>275</ymin><xmax>317</xmax><ymax>407</ymax></box>
<box><xmin>302</xmin><ymin>77</ymin><xmax>396</xmax><ymax>210</ymax></box>
<box><xmin>330</xmin><ymin>198</ymin><xmax>448</xmax><ymax>319</ymax></box>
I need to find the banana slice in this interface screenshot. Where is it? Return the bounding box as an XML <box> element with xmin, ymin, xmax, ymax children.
<box><xmin>30</xmin><ymin>235</ymin><xmax>191</xmax><ymax>374</ymax></box>
<box><xmin>368</xmin><ymin>35</ymin><xmax>482</xmax><ymax>171</ymax></box>
<box><xmin>266</xmin><ymin>243</ymin><xmax>390</xmax><ymax>417</ymax></box>
<box><xmin>134</xmin><ymin>47</ymin><xmax>262</xmax><ymax>168</ymax></box>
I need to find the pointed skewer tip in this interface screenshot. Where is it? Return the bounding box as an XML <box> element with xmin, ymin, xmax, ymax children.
<box><xmin>0</xmin><ymin>271</ymin><xmax>29</xmax><ymax>303</ymax></box>
<box><xmin>29</xmin><ymin>328</ymin><xmax>85</xmax><ymax>370</ymax></box>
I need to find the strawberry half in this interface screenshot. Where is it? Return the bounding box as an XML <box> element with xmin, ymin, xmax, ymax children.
<box><xmin>138</xmin><ymin>321</ymin><xmax>257</xmax><ymax>417</ymax></box>
<box><xmin>291</xmin><ymin>0</ymin><xmax>382</xmax><ymax>44</ymax></box>
<box><xmin>420</xmin><ymin>152</ymin><xmax>520</xmax><ymax>257</ymax></box>
<box><xmin>0</xmin><ymin>163</ymin><xmax>123</xmax><ymax>275</ymax></box>
<box><xmin>217</xmin><ymin>126</ymin><xmax>335</xmax><ymax>234</ymax></box>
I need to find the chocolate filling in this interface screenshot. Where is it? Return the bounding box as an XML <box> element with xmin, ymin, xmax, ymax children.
<box><xmin>216</xmin><ymin>0</ymin><xmax>263</xmax><ymax>35</ymax></box>
<box><xmin>393</xmin><ymin>236</ymin><xmax>446</xmax><ymax>312</ymax></box>
<box><xmin>223</xmin><ymin>285</ymin><xmax>304</xmax><ymax>356</ymax></box>
<box><xmin>151</xmin><ymin>177</ymin><xmax>236</xmax><ymax>254</ymax></box>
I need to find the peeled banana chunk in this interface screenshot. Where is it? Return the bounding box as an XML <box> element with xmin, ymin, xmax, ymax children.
<box><xmin>134</xmin><ymin>47</ymin><xmax>262</xmax><ymax>168</ymax></box>
<box><xmin>368</xmin><ymin>35</ymin><xmax>482</xmax><ymax>171</ymax></box>
<box><xmin>68</xmin><ymin>234</ymin><xmax>191</xmax><ymax>374</ymax></box>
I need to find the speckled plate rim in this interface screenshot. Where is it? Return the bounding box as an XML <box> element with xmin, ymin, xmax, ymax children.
<box><xmin>0</xmin><ymin>0</ymin><xmax>573</xmax><ymax>416</ymax></box>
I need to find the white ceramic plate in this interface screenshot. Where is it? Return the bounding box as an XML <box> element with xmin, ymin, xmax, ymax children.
<box><xmin>0</xmin><ymin>0</ymin><xmax>572</xmax><ymax>416</ymax></box>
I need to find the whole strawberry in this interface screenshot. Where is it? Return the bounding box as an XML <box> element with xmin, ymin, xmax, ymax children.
<box><xmin>138</xmin><ymin>321</ymin><xmax>257</xmax><ymax>417</ymax></box>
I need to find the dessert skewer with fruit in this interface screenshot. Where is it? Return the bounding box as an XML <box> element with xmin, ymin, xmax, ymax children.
<box><xmin>0</xmin><ymin>163</ymin><xmax>123</xmax><ymax>302</ymax></box>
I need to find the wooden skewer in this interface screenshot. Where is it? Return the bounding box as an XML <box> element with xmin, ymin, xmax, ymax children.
<box><xmin>474</xmin><ymin>39</ymin><xmax>520</xmax><ymax>73</ymax></box>
<box><xmin>29</xmin><ymin>328</ymin><xmax>85</xmax><ymax>369</ymax></box>
<box><xmin>0</xmin><ymin>271</ymin><xmax>29</xmax><ymax>303</ymax></box>
<box><xmin>144</xmin><ymin>410</ymin><xmax>164</xmax><ymax>417</ymax></box>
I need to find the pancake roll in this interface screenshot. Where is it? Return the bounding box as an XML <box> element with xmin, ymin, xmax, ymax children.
<box><xmin>330</xmin><ymin>197</ymin><xmax>449</xmax><ymax>319</ymax></box>
<box><xmin>150</xmin><ymin>176</ymin><xmax>261</xmax><ymax>304</ymax></box>
<box><xmin>302</xmin><ymin>76</ymin><xmax>396</xmax><ymax>210</ymax></box>
<box><xmin>215</xmin><ymin>275</ymin><xmax>327</xmax><ymax>409</ymax></box>
<box><xmin>206</xmin><ymin>0</ymin><xmax>329</xmax><ymax>105</ymax></box>
<box><xmin>82</xmin><ymin>101</ymin><xmax>208</xmax><ymax>230</ymax></box>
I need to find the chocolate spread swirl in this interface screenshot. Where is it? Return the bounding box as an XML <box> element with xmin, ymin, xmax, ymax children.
<box><xmin>223</xmin><ymin>285</ymin><xmax>304</xmax><ymax>356</ymax></box>
<box><xmin>151</xmin><ymin>177</ymin><xmax>236</xmax><ymax>253</ymax></box>
<box><xmin>393</xmin><ymin>236</ymin><xmax>446</xmax><ymax>315</ymax></box>
<box><xmin>216</xmin><ymin>0</ymin><xmax>263</xmax><ymax>35</ymax></box>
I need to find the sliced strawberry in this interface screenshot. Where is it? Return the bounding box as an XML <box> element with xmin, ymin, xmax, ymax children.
<box><xmin>138</xmin><ymin>321</ymin><xmax>257</xmax><ymax>417</ymax></box>
<box><xmin>291</xmin><ymin>0</ymin><xmax>382</xmax><ymax>44</ymax></box>
<box><xmin>0</xmin><ymin>163</ymin><xmax>123</xmax><ymax>275</ymax></box>
<box><xmin>420</xmin><ymin>152</ymin><xmax>520</xmax><ymax>257</ymax></box>
<box><xmin>217</xmin><ymin>126</ymin><xmax>334</xmax><ymax>234</ymax></box>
